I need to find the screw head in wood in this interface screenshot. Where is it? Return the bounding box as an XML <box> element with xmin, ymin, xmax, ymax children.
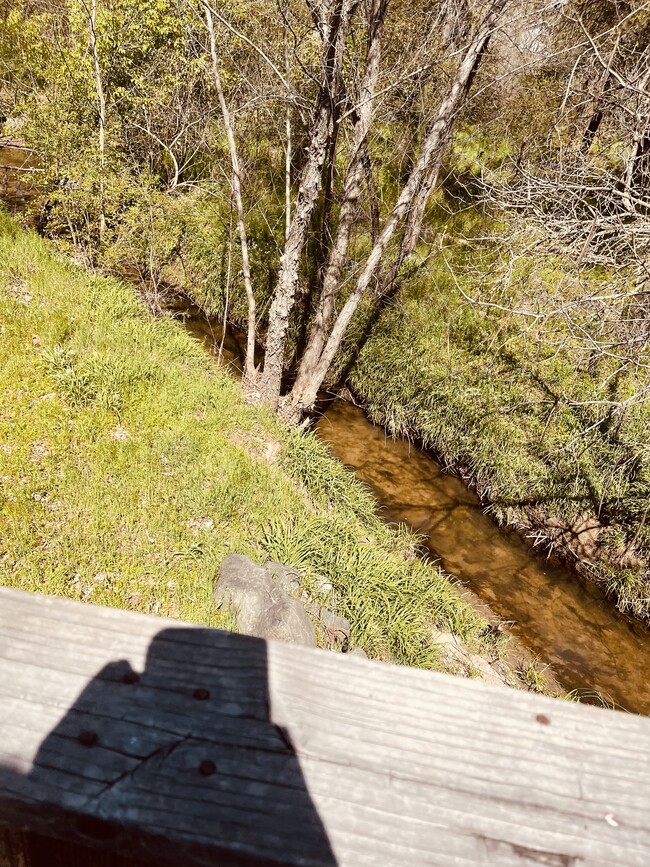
<box><xmin>78</xmin><ymin>730</ymin><xmax>98</xmax><ymax>747</ymax></box>
<box><xmin>193</xmin><ymin>687</ymin><xmax>210</xmax><ymax>700</ymax></box>
<box><xmin>198</xmin><ymin>759</ymin><xmax>217</xmax><ymax>776</ymax></box>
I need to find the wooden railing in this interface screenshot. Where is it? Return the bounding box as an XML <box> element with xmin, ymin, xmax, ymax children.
<box><xmin>0</xmin><ymin>586</ymin><xmax>649</xmax><ymax>866</ymax></box>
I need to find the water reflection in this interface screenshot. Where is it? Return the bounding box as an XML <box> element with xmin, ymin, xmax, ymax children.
<box><xmin>316</xmin><ymin>399</ymin><xmax>650</xmax><ymax>715</ymax></box>
<box><xmin>0</xmin><ymin>145</ymin><xmax>39</xmax><ymax>210</ymax></box>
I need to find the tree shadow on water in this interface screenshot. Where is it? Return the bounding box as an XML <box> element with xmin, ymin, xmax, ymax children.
<box><xmin>0</xmin><ymin>627</ymin><xmax>338</xmax><ymax>867</ymax></box>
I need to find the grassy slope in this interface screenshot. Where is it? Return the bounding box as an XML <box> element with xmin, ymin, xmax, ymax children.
<box><xmin>348</xmin><ymin>249</ymin><xmax>650</xmax><ymax>622</ymax></box>
<box><xmin>0</xmin><ymin>213</ymin><xmax>498</xmax><ymax>669</ymax></box>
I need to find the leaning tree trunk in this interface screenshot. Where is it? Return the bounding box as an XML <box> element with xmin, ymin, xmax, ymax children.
<box><xmin>259</xmin><ymin>0</ymin><xmax>357</xmax><ymax>410</ymax></box>
<box><xmin>282</xmin><ymin>0</ymin><xmax>509</xmax><ymax>421</ymax></box>
<box><xmin>290</xmin><ymin>0</ymin><xmax>388</xmax><ymax>404</ymax></box>
<box><xmin>382</xmin><ymin>4</ymin><xmax>495</xmax><ymax>299</ymax></box>
<box><xmin>205</xmin><ymin>4</ymin><xmax>257</xmax><ymax>384</ymax></box>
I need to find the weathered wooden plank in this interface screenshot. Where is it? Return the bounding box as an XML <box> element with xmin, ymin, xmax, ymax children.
<box><xmin>1</xmin><ymin>587</ymin><xmax>649</xmax><ymax>866</ymax></box>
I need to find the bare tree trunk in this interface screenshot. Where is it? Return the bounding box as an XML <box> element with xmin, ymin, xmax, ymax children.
<box><xmin>383</xmin><ymin>143</ymin><xmax>445</xmax><ymax>294</ymax></box>
<box><xmin>205</xmin><ymin>4</ymin><xmax>257</xmax><ymax>384</ymax></box>
<box><xmin>89</xmin><ymin>0</ymin><xmax>106</xmax><ymax>240</ymax></box>
<box><xmin>283</xmin><ymin>0</ymin><xmax>509</xmax><ymax>420</ymax></box>
<box><xmin>290</xmin><ymin>0</ymin><xmax>388</xmax><ymax>402</ymax></box>
<box><xmin>260</xmin><ymin>0</ymin><xmax>356</xmax><ymax>410</ymax></box>
<box><xmin>383</xmin><ymin>10</ymin><xmax>495</xmax><ymax>296</ymax></box>
<box><xmin>622</xmin><ymin>67</ymin><xmax>650</xmax><ymax>213</ymax></box>
<box><xmin>580</xmin><ymin>36</ymin><xmax>619</xmax><ymax>154</ymax></box>
<box><xmin>284</xmin><ymin>0</ymin><xmax>292</xmax><ymax>242</ymax></box>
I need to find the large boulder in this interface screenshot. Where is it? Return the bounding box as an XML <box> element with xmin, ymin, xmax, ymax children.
<box><xmin>214</xmin><ymin>555</ymin><xmax>317</xmax><ymax>647</ymax></box>
<box><xmin>264</xmin><ymin>560</ymin><xmax>302</xmax><ymax>595</ymax></box>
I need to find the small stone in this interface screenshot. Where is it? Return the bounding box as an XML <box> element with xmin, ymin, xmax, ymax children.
<box><xmin>469</xmin><ymin>654</ymin><xmax>504</xmax><ymax>686</ymax></box>
<box><xmin>313</xmin><ymin>575</ymin><xmax>333</xmax><ymax>597</ymax></box>
<box><xmin>187</xmin><ymin>517</ymin><xmax>215</xmax><ymax>533</ymax></box>
<box><xmin>263</xmin><ymin>441</ymin><xmax>282</xmax><ymax>464</ymax></box>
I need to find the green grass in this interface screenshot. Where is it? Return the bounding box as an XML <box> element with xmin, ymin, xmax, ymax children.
<box><xmin>0</xmin><ymin>211</ymin><xmax>496</xmax><ymax>669</ymax></box>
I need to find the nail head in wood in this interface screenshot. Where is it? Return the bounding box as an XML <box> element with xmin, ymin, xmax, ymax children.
<box><xmin>198</xmin><ymin>760</ymin><xmax>217</xmax><ymax>777</ymax></box>
<box><xmin>78</xmin><ymin>730</ymin><xmax>98</xmax><ymax>747</ymax></box>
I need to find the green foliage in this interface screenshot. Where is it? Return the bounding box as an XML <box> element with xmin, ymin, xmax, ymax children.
<box><xmin>262</xmin><ymin>514</ymin><xmax>491</xmax><ymax>666</ymax></box>
<box><xmin>348</xmin><ymin>208</ymin><xmax>650</xmax><ymax>621</ymax></box>
<box><xmin>282</xmin><ymin>429</ymin><xmax>377</xmax><ymax>522</ymax></box>
<box><xmin>0</xmin><ymin>213</ymin><xmax>494</xmax><ymax>665</ymax></box>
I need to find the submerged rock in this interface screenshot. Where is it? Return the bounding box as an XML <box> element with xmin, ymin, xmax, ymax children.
<box><xmin>214</xmin><ymin>555</ymin><xmax>317</xmax><ymax>647</ymax></box>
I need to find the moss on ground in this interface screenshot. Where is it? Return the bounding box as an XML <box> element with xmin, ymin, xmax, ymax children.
<box><xmin>0</xmin><ymin>213</ymin><xmax>498</xmax><ymax>668</ymax></box>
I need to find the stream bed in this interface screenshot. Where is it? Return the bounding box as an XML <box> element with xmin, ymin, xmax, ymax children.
<box><xmin>186</xmin><ymin>312</ymin><xmax>650</xmax><ymax>715</ymax></box>
<box><xmin>316</xmin><ymin>399</ymin><xmax>650</xmax><ymax>714</ymax></box>
<box><xmin>0</xmin><ymin>144</ymin><xmax>39</xmax><ymax>210</ymax></box>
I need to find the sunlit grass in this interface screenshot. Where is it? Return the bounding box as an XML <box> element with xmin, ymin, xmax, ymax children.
<box><xmin>0</xmin><ymin>212</ymin><xmax>497</xmax><ymax>668</ymax></box>
<box><xmin>348</xmin><ymin>220</ymin><xmax>650</xmax><ymax>622</ymax></box>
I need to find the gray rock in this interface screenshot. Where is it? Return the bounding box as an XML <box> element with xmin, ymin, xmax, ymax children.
<box><xmin>214</xmin><ymin>555</ymin><xmax>317</xmax><ymax>647</ymax></box>
<box><xmin>265</xmin><ymin>560</ymin><xmax>301</xmax><ymax>595</ymax></box>
<box><xmin>319</xmin><ymin>608</ymin><xmax>351</xmax><ymax>637</ymax></box>
<box><xmin>313</xmin><ymin>575</ymin><xmax>334</xmax><ymax>597</ymax></box>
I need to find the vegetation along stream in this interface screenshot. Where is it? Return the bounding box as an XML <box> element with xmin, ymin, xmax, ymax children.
<box><xmin>3</xmin><ymin>140</ymin><xmax>650</xmax><ymax>714</ymax></box>
<box><xmin>185</xmin><ymin>311</ymin><xmax>650</xmax><ymax>716</ymax></box>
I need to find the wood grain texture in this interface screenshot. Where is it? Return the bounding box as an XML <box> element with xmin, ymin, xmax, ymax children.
<box><xmin>1</xmin><ymin>587</ymin><xmax>649</xmax><ymax>866</ymax></box>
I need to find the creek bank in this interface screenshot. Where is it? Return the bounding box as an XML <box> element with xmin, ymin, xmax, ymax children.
<box><xmin>59</xmin><ymin>285</ymin><xmax>648</xmax><ymax>708</ymax></box>
<box><xmin>181</xmin><ymin>299</ymin><xmax>647</xmax><ymax>626</ymax></box>
<box><xmin>213</xmin><ymin>554</ymin><xmax>539</xmax><ymax>690</ymax></box>
<box><xmin>178</xmin><ymin>307</ymin><xmax>559</xmax><ymax>690</ymax></box>
<box><xmin>341</xmin><ymin>382</ymin><xmax>650</xmax><ymax>626</ymax></box>
<box><xmin>1</xmin><ymin>216</ymin><xmax>504</xmax><ymax>682</ymax></box>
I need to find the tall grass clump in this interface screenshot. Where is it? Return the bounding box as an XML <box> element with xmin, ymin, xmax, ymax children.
<box><xmin>262</xmin><ymin>513</ymin><xmax>494</xmax><ymax>666</ymax></box>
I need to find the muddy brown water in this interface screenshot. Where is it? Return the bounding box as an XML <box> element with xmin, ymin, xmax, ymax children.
<box><xmin>185</xmin><ymin>312</ymin><xmax>650</xmax><ymax>715</ymax></box>
<box><xmin>3</xmin><ymin>148</ymin><xmax>650</xmax><ymax>715</ymax></box>
<box><xmin>316</xmin><ymin>399</ymin><xmax>650</xmax><ymax>714</ymax></box>
<box><xmin>0</xmin><ymin>144</ymin><xmax>39</xmax><ymax>210</ymax></box>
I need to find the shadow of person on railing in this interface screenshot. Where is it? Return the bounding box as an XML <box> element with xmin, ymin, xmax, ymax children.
<box><xmin>0</xmin><ymin>627</ymin><xmax>338</xmax><ymax>867</ymax></box>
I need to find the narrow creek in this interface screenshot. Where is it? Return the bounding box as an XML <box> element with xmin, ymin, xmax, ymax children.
<box><xmin>184</xmin><ymin>312</ymin><xmax>650</xmax><ymax>716</ymax></box>
<box><xmin>0</xmin><ymin>144</ymin><xmax>39</xmax><ymax>210</ymax></box>
<box><xmin>3</xmin><ymin>147</ymin><xmax>650</xmax><ymax>716</ymax></box>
